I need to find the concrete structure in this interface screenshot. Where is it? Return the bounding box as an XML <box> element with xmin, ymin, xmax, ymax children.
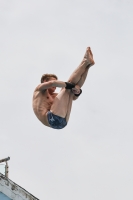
<box><xmin>0</xmin><ymin>173</ymin><xmax>39</xmax><ymax>200</ymax></box>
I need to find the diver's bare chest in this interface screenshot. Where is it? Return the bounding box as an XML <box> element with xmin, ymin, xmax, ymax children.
<box><xmin>42</xmin><ymin>93</ymin><xmax>56</xmax><ymax>102</ymax></box>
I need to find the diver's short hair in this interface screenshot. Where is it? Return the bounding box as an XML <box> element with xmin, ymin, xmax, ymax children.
<box><xmin>40</xmin><ymin>74</ymin><xmax>58</xmax><ymax>83</ymax></box>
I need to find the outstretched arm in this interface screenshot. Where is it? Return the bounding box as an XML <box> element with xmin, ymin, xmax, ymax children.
<box><xmin>37</xmin><ymin>80</ymin><xmax>75</xmax><ymax>91</ymax></box>
<box><xmin>37</xmin><ymin>80</ymin><xmax>66</xmax><ymax>91</ymax></box>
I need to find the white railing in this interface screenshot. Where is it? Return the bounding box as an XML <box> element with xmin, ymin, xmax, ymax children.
<box><xmin>0</xmin><ymin>157</ymin><xmax>10</xmax><ymax>178</ymax></box>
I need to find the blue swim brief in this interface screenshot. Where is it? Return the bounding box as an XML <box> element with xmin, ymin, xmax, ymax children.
<box><xmin>47</xmin><ymin>111</ymin><xmax>67</xmax><ymax>129</ymax></box>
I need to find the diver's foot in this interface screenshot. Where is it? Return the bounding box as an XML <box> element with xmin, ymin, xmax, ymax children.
<box><xmin>84</xmin><ymin>47</ymin><xmax>95</xmax><ymax>67</ymax></box>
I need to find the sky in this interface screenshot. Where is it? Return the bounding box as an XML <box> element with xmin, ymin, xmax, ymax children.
<box><xmin>0</xmin><ymin>0</ymin><xmax>133</xmax><ymax>199</ymax></box>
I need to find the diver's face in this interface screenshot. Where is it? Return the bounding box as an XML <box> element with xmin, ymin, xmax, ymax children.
<box><xmin>47</xmin><ymin>77</ymin><xmax>57</xmax><ymax>94</ymax></box>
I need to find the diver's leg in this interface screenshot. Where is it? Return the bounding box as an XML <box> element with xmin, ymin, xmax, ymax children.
<box><xmin>51</xmin><ymin>66</ymin><xmax>90</xmax><ymax>119</ymax></box>
<box><xmin>68</xmin><ymin>47</ymin><xmax>95</xmax><ymax>84</ymax></box>
<box><xmin>50</xmin><ymin>88</ymin><xmax>72</xmax><ymax>118</ymax></box>
<box><xmin>65</xmin><ymin>93</ymin><xmax>74</xmax><ymax>122</ymax></box>
<box><xmin>65</xmin><ymin>67</ymin><xmax>90</xmax><ymax>121</ymax></box>
<box><xmin>51</xmin><ymin>47</ymin><xmax>95</xmax><ymax>118</ymax></box>
<box><xmin>76</xmin><ymin>66</ymin><xmax>90</xmax><ymax>88</ymax></box>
